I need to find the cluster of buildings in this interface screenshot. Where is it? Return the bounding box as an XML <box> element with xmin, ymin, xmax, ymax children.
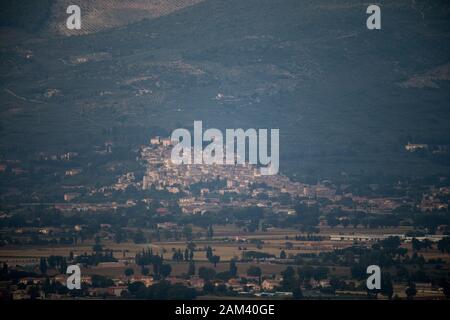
<box><xmin>419</xmin><ymin>187</ymin><xmax>450</xmax><ymax>212</ymax></box>
<box><xmin>3</xmin><ymin>136</ymin><xmax>449</xmax><ymax>218</ymax></box>
<box><xmin>138</xmin><ymin>137</ymin><xmax>450</xmax><ymax>216</ymax></box>
<box><xmin>7</xmin><ymin>273</ymin><xmax>298</xmax><ymax>300</ymax></box>
<box><xmin>2</xmin><ymin>269</ymin><xmax>289</xmax><ymax>300</ymax></box>
<box><xmin>141</xmin><ymin>137</ymin><xmax>317</xmax><ymax>214</ymax></box>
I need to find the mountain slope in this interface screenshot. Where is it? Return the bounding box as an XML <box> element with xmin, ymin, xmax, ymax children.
<box><xmin>1</xmin><ymin>0</ymin><xmax>450</xmax><ymax>180</ymax></box>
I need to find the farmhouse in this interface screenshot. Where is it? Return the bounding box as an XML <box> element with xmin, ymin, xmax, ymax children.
<box><xmin>261</xmin><ymin>279</ymin><xmax>281</xmax><ymax>291</ymax></box>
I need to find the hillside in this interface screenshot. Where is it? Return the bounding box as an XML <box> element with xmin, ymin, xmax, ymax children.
<box><xmin>1</xmin><ymin>0</ymin><xmax>450</xmax><ymax>181</ymax></box>
<box><xmin>47</xmin><ymin>0</ymin><xmax>205</xmax><ymax>35</ymax></box>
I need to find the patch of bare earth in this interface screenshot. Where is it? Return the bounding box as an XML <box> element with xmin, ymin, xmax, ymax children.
<box><xmin>400</xmin><ymin>63</ymin><xmax>450</xmax><ymax>88</ymax></box>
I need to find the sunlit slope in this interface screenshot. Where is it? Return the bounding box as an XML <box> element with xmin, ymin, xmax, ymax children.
<box><xmin>47</xmin><ymin>0</ymin><xmax>205</xmax><ymax>35</ymax></box>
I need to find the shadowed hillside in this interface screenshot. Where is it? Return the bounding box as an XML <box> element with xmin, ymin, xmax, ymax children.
<box><xmin>1</xmin><ymin>0</ymin><xmax>450</xmax><ymax>180</ymax></box>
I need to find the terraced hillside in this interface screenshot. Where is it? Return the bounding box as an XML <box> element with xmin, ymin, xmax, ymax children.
<box><xmin>47</xmin><ymin>0</ymin><xmax>205</xmax><ymax>35</ymax></box>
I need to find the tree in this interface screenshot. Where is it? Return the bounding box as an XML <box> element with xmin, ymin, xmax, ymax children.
<box><xmin>381</xmin><ymin>273</ymin><xmax>394</xmax><ymax>299</ymax></box>
<box><xmin>141</xmin><ymin>267</ymin><xmax>150</xmax><ymax>276</ymax></box>
<box><xmin>152</xmin><ymin>255</ymin><xmax>163</xmax><ymax>279</ymax></box>
<box><xmin>39</xmin><ymin>257</ymin><xmax>47</xmax><ymax>274</ymax></box>
<box><xmin>421</xmin><ymin>239</ymin><xmax>433</xmax><ymax>250</ymax></box>
<box><xmin>172</xmin><ymin>250</ymin><xmax>183</xmax><ymax>262</ymax></box>
<box><xmin>1</xmin><ymin>263</ymin><xmax>8</xmax><ymax>274</ymax></box>
<box><xmin>198</xmin><ymin>267</ymin><xmax>216</xmax><ymax>281</ymax></box>
<box><xmin>160</xmin><ymin>264</ymin><xmax>172</xmax><ymax>278</ymax></box>
<box><xmin>92</xmin><ymin>243</ymin><xmax>103</xmax><ymax>253</ymax></box>
<box><xmin>437</xmin><ymin>237</ymin><xmax>450</xmax><ymax>254</ymax></box>
<box><xmin>210</xmin><ymin>255</ymin><xmax>220</xmax><ymax>267</ymax></box>
<box><xmin>281</xmin><ymin>266</ymin><xmax>296</xmax><ymax>280</ymax></box>
<box><xmin>165</xmin><ymin>283</ymin><xmax>197</xmax><ymax>299</ymax></box>
<box><xmin>405</xmin><ymin>282</ymin><xmax>417</xmax><ymax>300</ymax></box>
<box><xmin>327</xmin><ymin>216</ymin><xmax>339</xmax><ymax>228</ymax></box>
<box><xmin>298</xmin><ymin>265</ymin><xmax>314</xmax><ymax>282</ymax></box>
<box><xmin>187</xmin><ymin>261</ymin><xmax>196</xmax><ymax>276</ymax></box>
<box><xmin>124</xmin><ymin>268</ymin><xmax>134</xmax><ymax>277</ymax></box>
<box><xmin>216</xmin><ymin>271</ymin><xmax>232</xmax><ymax>282</ymax></box>
<box><xmin>59</xmin><ymin>258</ymin><xmax>67</xmax><ymax>274</ymax></box>
<box><xmin>285</xmin><ymin>242</ymin><xmax>294</xmax><ymax>250</ymax></box>
<box><xmin>412</xmin><ymin>238</ymin><xmax>422</xmax><ymax>252</ymax></box>
<box><xmin>312</xmin><ymin>266</ymin><xmax>329</xmax><ymax>281</ymax></box>
<box><xmin>439</xmin><ymin>278</ymin><xmax>450</xmax><ymax>299</ymax></box>
<box><xmin>92</xmin><ymin>275</ymin><xmax>114</xmax><ymax>288</ymax></box>
<box><xmin>128</xmin><ymin>281</ymin><xmax>147</xmax><ymax>298</ymax></box>
<box><xmin>206</xmin><ymin>246</ymin><xmax>213</xmax><ymax>261</ymax></box>
<box><xmin>216</xmin><ymin>283</ymin><xmax>228</xmax><ymax>295</ymax></box>
<box><xmin>93</xmin><ymin>236</ymin><xmax>103</xmax><ymax>253</ymax></box>
<box><xmin>379</xmin><ymin>236</ymin><xmax>402</xmax><ymax>253</ymax></box>
<box><xmin>114</xmin><ymin>229</ymin><xmax>126</xmax><ymax>244</ymax></box>
<box><xmin>350</xmin><ymin>264</ymin><xmax>367</xmax><ymax>280</ymax></box>
<box><xmin>281</xmin><ymin>266</ymin><xmax>297</xmax><ymax>289</ymax></box>
<box><xmin>133</xmin><ymin>229</ymin><xmax>147</xmax><ymax>244</ymax></box>
<box><xmin>247</xmin><ymin>266</ymin><xmax>262</xmax><ymax>278</ymax></box>
<box><xmin>187</xmin><ymin>242</ymin><xmax>197</xmax><ymax>252</ymax></box>
<box><xmin>229</xmin><ymin>260</ymin><xmax>238</xmax><ymax>277</ymax></box>
<box><xmin>182</xmin><ymin>226</ymin><xmax>193</xmax><ymax>240</ymax></box>
<box><xmin>280</xmin><ymin>250</ymin><xmax>287</xmax><ymax>259</ymax></box>
<box><xmin>203</xmin><ymin>281</ymin><xmax>214</xmax><ymax>294</ymax></box>
<box><xmin>292</xmin><ymin>287</ymin><xmax>303</xmax><ymax>299</ymax></box>
<box><xmin>207</xmin><ymin>225</ymin><xmax>214</xmax><ymax>239</ymax></box>
<box><xmin>28</xmin><ymin>286</ymin><xmax>40</xmax><ymax>300</ymax></box>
